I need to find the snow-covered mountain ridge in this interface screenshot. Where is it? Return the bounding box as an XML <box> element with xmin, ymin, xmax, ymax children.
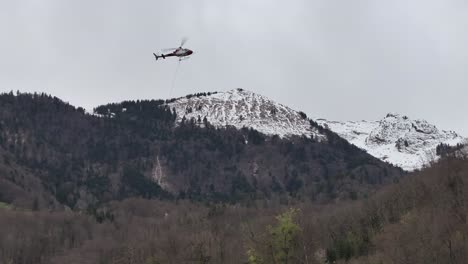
<box><xmin>166</xmin><ymin>89</ymin><xmax>465</xmax><ymax>171</ymax></box>
<box><xmin>316</xmin><ymin>114</ymin><xmax>466</xmax><ymax>171</ymax></box>
<box><xmin>166</xmin><ymin>88</ymin><xmax>327</xmax><ymax>141</ymax></box>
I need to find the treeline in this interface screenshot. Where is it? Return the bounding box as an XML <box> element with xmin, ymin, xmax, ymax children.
<box><xmin>163</xmin><ymin>91</ymin><xmax>219</xmax><ymax>104</ymax></box>
<box><xmin>436</xmin><ymin>142</ymin><xmax>466</xmax><ymax>157</ymax></box>
<box><xmin>0</xmin><ymin>156</ymin><xmax>466</xmax><ymax>264</ymax></box>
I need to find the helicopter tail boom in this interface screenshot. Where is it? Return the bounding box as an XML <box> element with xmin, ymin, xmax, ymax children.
<box><xmin>153</xmin><ymin>53</ymin><xmax>166</xmax><ymax>60</ymax></box>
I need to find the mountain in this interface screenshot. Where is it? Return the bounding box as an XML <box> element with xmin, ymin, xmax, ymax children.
<box><xmin>166</xmin><ymin>88</ymin><xmax>326</xmax><ymax>141</ymax></box>
<box><xmin>0</xmin><ymin>92</ymin><xmax>403</xmax><ymax>210</ymax></box>
<box><xmin>166</xmin><ymin>89</ymin><xmax>465</xmax><ymax>171</ymax></box>
<box><xmin>316</xmin><ymin>113</ymin><xmax>466</xmax><ymax>171</ymax></box>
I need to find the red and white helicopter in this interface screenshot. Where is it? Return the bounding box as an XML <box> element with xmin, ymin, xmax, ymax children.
<box><xmin>153</xmin><ymin>38</ymin><xmax>193</xmax><ymax>61</ymax></box>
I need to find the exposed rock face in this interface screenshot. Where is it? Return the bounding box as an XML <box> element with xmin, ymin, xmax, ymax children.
<box><xmin>166</xmin><ymin>88</ymin><xmax>326</xmax><ymax>141</ymax></box>
<box><xmin>317</xmin><ymin>113</ymin><xmax>466</xmax><ymax>171</ymax></box>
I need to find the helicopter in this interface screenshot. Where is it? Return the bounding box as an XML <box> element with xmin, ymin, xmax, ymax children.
<box><xmin>153</xmin><ymin>38</ymin><xmax>193</xmax><ymax>61</ymax></box>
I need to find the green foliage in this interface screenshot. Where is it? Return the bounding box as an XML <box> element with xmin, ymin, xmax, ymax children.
<box><xmin>144</xmin><ymin>256</ymin><xmax>162</xmax><ymax>264</ymax></box>
<box><xmin>268</xmin><ymin>208</ymin><xmax>301</xmax><ymax>264</ymax></box>
<box><xmin>247</xmin><ymin>248</ymin><xmax>263</xmax><ymax>264</ymax></box>
<box><xmin>0</xmin><ymin>201</ymin><xmax>12</xmax><ymax>209</ymax></box>
<box><xmin>247</xmin><ymin>208</ymin><xmax>302</xmax><ymax>264</ymax></box>
<box><xmin>326</xmin><ymin>231</ymin><xmax>370</xmax><ymax>262</ymax></box>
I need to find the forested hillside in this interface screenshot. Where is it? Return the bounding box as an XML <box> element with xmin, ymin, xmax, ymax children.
<box><xmin>0</xmin><ymin>156</ymin><xmax>466</xmax><ymax>264</ymax></box>
<box><xmin>0</xmin><ymin>92</ymin><xmax>403</xmax><ymax>210</ymax></box>
<box><xmin>0</xmin><ymin>92</ymin><xmax>175</xmax><ymax>209</ymax></box>
<box><xmin>0</xmin><ymin>92</ymin><xmax>466</xmax><ymax>264</ymax></box>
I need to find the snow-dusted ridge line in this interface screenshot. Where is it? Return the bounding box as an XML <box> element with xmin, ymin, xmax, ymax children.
<box><xmin>166</xmin><ymin>88</ymin><xmax>327</xmax><ymax>141</ymax></box>
<box><xmin>166</xmin><ymin>89</ymin><xmax>466</xmax><ymax>171</ymax></box>
<box><xmin>317</xmin><ymin>113</ymin><xmax>466</xmax><ymax>171</ymax></box>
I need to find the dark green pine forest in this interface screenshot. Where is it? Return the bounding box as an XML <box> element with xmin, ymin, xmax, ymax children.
<box><xmin>0</xmin><ymin>91</ymin><xmax>402</xmax><ymax>210</ymax></box>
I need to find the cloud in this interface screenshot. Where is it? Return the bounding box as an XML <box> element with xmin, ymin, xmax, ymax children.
<box><xmin>0</xmin><ymin>0</ymin><xmax>467</xmax><ymax>135</ymax></box>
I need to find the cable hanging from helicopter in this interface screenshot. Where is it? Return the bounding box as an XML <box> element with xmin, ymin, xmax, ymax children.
<box><xmin>154</xmin><ymin>38</ymin><xmax>193</xmax><ymax>98</ymax></box>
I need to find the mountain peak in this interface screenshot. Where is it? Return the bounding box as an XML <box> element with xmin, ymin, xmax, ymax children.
<box><xmin>317</xmin><ymin>114</ymin><xmax>465</xmax><ymax>171</ymax></box>
<box><xmin>166</xmin><ymin>89</ymin><xmax>326</xmax><ymax>140</ymax></box>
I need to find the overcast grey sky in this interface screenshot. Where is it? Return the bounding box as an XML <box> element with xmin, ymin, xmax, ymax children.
<box><xmin>1</xmin><ymin>0</ymin><xmax>467</xmax><ymax>135</ymax></box>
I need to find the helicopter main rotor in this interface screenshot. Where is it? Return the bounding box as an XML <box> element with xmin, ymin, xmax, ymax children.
<box><xmin>161</xmin><ymin>38</ymin><xmax>188</xmax><ymax>52</ymax></box>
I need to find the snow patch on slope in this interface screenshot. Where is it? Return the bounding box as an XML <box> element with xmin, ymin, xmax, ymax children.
<box><xmin>317</xmin><ymin>113</ymin><xmax>466</xmax><ymax>171</ymax></box>
<box><xmin>167</xmin><ymin>88</ymin><xmax>326</xmax><ymax>140</ymax></box>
